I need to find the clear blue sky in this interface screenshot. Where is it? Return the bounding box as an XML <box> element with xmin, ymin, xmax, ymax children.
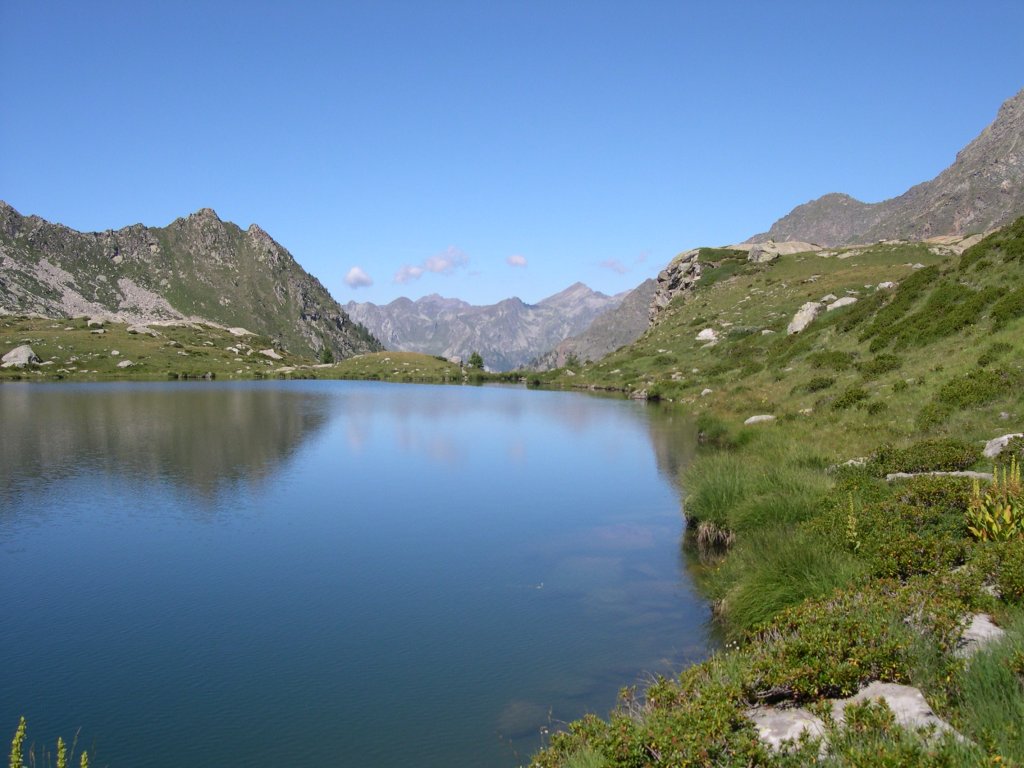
<box><xmin>3</xmin><ymin>1</ymin><xmax>1023</xmax><ymax>306</ymax></box>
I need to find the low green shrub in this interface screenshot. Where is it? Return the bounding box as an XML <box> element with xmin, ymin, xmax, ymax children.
<box><xmin>936</xmin><ymin>368</ymin><xmax>1022</xmax><ymax>410</ymax></box>
<box><xmin>869</xmin><ymin>438</ymin><xmax>979</xmax><ymax>476</ymax></box>
<box><xmin>856</xmin><ymin>353</ymin><xmax>902</xmax><ymax>378</ymax></box>
<box><xmin>977</xmin><ymin>341</ymin><xmax>1014</xmax><ymax>367</ymax></box>
<box><xmin>991</xmin><ymin>287</ymin><xmax>1024</xmax><ymax>331</ymax></box>
<box><xmin>798</xmin><ymin>375</ymin><xmax>835</xmax><ymax>393</ymax></box>
<box><xmin>807</xmin><ymin>350</ymin><xmax>856</xmax><ymax>371</ymax></box>
<box><xmin>993</xmin><ymin>540</ymin><xmax>1024</xmax><ymax>603</ymax></box>
<box><xmin>832</xmin><ymin>386</ymin><xmax>870</xmax><ymax>410</ymax></box>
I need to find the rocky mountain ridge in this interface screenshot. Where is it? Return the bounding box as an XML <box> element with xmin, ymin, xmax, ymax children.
<box><xmin>0</xmin><ymin>202</ymin><xmax>380</xmax><ymax>360</ymax></box>
<box><xmin>750</xmin><ymin>87</ymin><xmax>1024</xmax><ymax>246</ymax></box>
<box><xmin>344</xmin><ymin>282</ymin><xmax>624</xmax><ymax>371</ymax></box>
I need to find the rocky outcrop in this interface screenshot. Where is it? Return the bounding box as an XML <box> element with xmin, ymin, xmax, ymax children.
<box><xmin>0</xmin><ymin>202</ymin><xmax>381</xmax><ymax>361</ymax></box>
<box><xmin>649</xmin><ymin>249</ymin><xmax>702</xmax><ymax>323</ymax></box>
<box><xmin>749</xmin><ymin>88</ymin><xmax>1024</xmax><ymax>246</ymax></box>
<box><xmin>983</xmin><ymin>432</ymin><xmax>1023</xmax><ymax>458</ymax></box>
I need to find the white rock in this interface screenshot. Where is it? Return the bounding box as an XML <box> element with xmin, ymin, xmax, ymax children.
<box><xmin>956</xmin><ymin>614</ymin><xmax>1006</xmax><ymax>659</ymax></box>
<box><xmin>701</xmin><ymin>388</ymin><xmax>713</xmax><ymax>396</ymax></box>
<box><xmin>228</xmin><ymin>327</ymin><xmax>254</xmax><ymax>337</ymax></box>
<box><xmin>86</xmin><ymin>318</ymin><xmax>104</xmax><ymax>328</ymax></box>
<box><xmin>1</xmin><ymin>344</ymin><xmax>41</xmax><ymax>368</ymax></box>
<box><xmin>820</xmin><ymin>293</ymin><xmax>838</xmax><ymax>303</ymax></box>
<box><xmin>696</xmin><ymin>328</ymin><xmax>719</xmax><ymax>342</ymax></box>
<box><xmin>127</xmin><ymin>324</ymin><xmax>159</xmax><ymax>337</ymax></box>
<box><xmin>983</xmin><ymin>433</ymin><xmax>1023</xmax><ymax>458</ymax></box>
<box><xmin>831</xmin><ymin>682</ymin><xmax>960</xmax><ymax>740</ymax></box>
<box><xmin>912</xmin><ymin>263</ymin><xmax>925</xmax><ymax>269</ymax></box>
<box><xmin>826</xmin><ymin>296</ymin><xmax>858</xmax><ymax>311</ymax></box>
<box><xmin>787</xmin><ymin>301</ymin><xmax>824</xmax><ymax>334</ymax></box>
<box><xmin>111</xmin><ymin>350</ymin><xmax>120</xmax><ymax>356</ymax></box>
<box><xmin>877</xmin><ymin>281</ymin><xmax>898</xmax><ymax>290</ymax></box>
<box><xmin>747</xmin><ymin>707</ymin><xmax>825</xmax><ymax>752</ymax></box>
<box><xmin>744</xmin><ymin>414</ymin><xmax>776</xmax><ymax>425</ymax></box>
<box><xmin>761</xmin><ymin>329</ymin><xmax>775</xmax><ymax>335</ymax></box>
<box><xmin>116</xmin><ymin>360</ymin><xmax>134</xmax><ymax>368</ymax></box>
<box><xmin>259</xmin><ymin>349</ymin><xmax>283</xmax><ymax>361</ymax></box>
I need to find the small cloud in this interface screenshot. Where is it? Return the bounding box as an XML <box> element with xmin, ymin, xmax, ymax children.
<box><xmin>599</xmin><ymin>258</ymin><xmax>628</xmax><ymax>274</ymax></box>
<box><xmin>506</xmin><ymin>254</ymin><xmax>527</xmax><ymax>268</ymax></box>
<box><xmin>635</xmin><ymin>250</ymin><xmax>651</xmax><ymax>264</ymax></box>
<box><xmin>424</xmin><ymin>246</ymin><xmax>468</xmax><ymax>274</ymax></box>
<box><xmin>394</xmin><ymin>246</ymin><xmax>469</xmax><ymax>284</ymax></box>
<box><xmin>344</xmin><ymin>266</ymin><xmax>374</xmax><ymax>288</ymax></box>
<box><xmin>394</xmin><ymin>264</ymin><xmax>425</xmax><ymax>284</ymax></box>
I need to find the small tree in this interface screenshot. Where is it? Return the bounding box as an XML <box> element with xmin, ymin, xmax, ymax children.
<box><xmin>467</xmin><ymin>351</ymin><xmax>484</xmax><ymax>370</ymax></box>
<box><xmin>319</xmin><ymin>346</ymin><xmax>335</xmax><ymax>364</ymax></box>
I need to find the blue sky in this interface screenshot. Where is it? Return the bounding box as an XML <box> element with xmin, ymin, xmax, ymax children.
<box><xmin>3</xmin><ymin>1</ymin><xmax>1023</xmax><ymax>306</ymax></box>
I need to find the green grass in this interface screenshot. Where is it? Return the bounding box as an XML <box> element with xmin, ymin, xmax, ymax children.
<box><xmin>530</xmin><ymin>220</ymin><xmax>1024</xmax><ymax>767</ymax></box>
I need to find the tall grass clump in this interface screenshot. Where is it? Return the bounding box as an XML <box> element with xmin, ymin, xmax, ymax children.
<box><xmin>953</xmin><ymin>610</ymin><xmax>1024</xmax><ymax>761</ymax></box>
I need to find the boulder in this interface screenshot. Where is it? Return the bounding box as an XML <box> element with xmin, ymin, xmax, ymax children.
<box><xmin>744</xmin><ymin>414</ymin><xmax>776</xmax><ymax>425</ymax></box>
<box><xmin>116</xmin><ymin>360</ymin><xmax>134</xmax><ymax>368</ymax></box>
<box><xmin>127</xmin><ymin>324</ymin><xmax>159</xmax><ymax>337</ymax></box>
<box><xmin>696</xmin><ymin>328</ymin><xmax>719</xmax><ymax>343</ymax></box>
<box><xmin>259</xmin><ymin>348</ymin><xmax>283</xmax><ymax>361</ymax></box>
<box><xmin>787</xmin><ymin>301</ymin><xmax>824</xmax><ymax>334</ymax></box>
<box><xmin>1</xmin><ymin>344</ymin><xmax>41</xmax><ymax>368</ymax></box>
<box><xmin>877</xmin><ymin>281</ymin><xmax>898</xmax><ymax>290</ymax></box>
<box><xmin>983</xmin><ymin>433</ymin><xmax>1023</xmax><ymax>458</ymax></box>
<box><xmin>831</xmin><ymin>682</ymin><xmax>960</xmax><ymax>741</ymax></box>
<box><xmin>826</xmin><ymin>296</ymin><xmax>858</xmax><ymax>311</ymax></box>
<box><xmin>747</xmin><ymin>706</ymin><xmax>825</xmax><ymax>751</ymax></box>
<box><xmin>955</xmin><ymin>614</ymin><xmax>1005</xmax><ymax>659</ymax></box>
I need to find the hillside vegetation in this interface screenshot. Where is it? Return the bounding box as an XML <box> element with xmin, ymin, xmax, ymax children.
<box><xmin>531</xmin><ymin>219</ymin><xmax>1024</xmax><ymax>765</ymax></box>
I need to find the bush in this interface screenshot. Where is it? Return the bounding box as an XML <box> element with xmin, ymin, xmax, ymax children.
<box><xmin>856</xmin><ymin>353</ymin><xmax>902</xmax><ymax>378</ymax></box>
<box><xmin>991</xmin><ymin>287</ymin><xmax>1024</xmax><ymax>331</ymax></box>
<box><xmin>978</xmin><ymin>341</ymin><xmax>1014</xmax><ymax>367</ymax></box>
<box><xmin>797</xmin><ymin>375</ymin><xmax>835</xmax><ymax>393</ymax></box>
<box><xmin>870</xmin><ymin>438</ymin><xmax>980</xmax><ymax>476</ymax></box>
<box><xmin>994</xmin><ymin>540</ymin><xmax>1024</xmax><ymax>603</ymax></box>
<box><xmin>807</xmin><ymin>350</ymin><xmax>856</xmax><ymax>370</ymax></box>
<box><xmin>832</xmin><ymin>386</ymin><xmax>870</xmax><ymax>410</ymax></box>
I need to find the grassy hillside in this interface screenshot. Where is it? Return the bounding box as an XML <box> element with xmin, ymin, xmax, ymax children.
<box><xmin>0</xmin><ymin>317</ymin><xmax>513</xmax><ymax>385</ymax></box>
<box><xmin>531</xmin><ymin>220</ymin><xmax>1024</xmax><ymax>765</ymax></box>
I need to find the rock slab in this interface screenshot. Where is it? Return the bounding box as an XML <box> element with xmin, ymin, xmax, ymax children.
<box><xmin>1</xmin><ymin>344</ymin><xmax>41</xmax><ymax>368</ymax></box>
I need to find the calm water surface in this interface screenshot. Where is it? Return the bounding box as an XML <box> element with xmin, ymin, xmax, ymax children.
<box><xmin>1</xmin><ymin>381</ymin><xmax>711</xmax><ymax>767</ymax></box>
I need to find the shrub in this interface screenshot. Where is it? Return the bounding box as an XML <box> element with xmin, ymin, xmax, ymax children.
<box><xmin>807</xmin><ymin>350</ymin><xmax>855</xmax><ymax>370</ymax></box>
<box><xmin>991</xmin><ymin>287</ymin><xmax>1024</xmax><ymax>331</ymax></box>
<box><xmin>856</xmin><ymin>353</ymin><xmax>902</xmax><ymax>378</ymax></box>
<box><xmin>798</xmin><ymin>375</ymin><xmax>835</xmax><ymax>393</ymax></box>
<box><xmin>832</xmin><ymin>386</ymin><xmax>870</xmax><ymax>410</ymax></box>
<box><xmin>978</xmin><ymin>341</ymin><xmax>1014</xmax><ymax>367</ymax></box>
<box><xmin>870</xmin><ymin>438</ymin><xmax>979</xmax><ymax>476</ymax></box>
<box><xmin>994</xmin><ymin>540</ymin><xmax>1024</xmax><ymax>603</ymax></box>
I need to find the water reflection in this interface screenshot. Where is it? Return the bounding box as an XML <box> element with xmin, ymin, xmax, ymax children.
<box><xmin>0</xmin><ymin>382</ymin><xmax>330</xmax><ymax>506</ymax></box>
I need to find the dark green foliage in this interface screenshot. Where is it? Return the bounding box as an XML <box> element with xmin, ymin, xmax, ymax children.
<box><xmin>866</xmin><ymin>400</ymin><xmax>888</xmax><ymax>415</ymax></box>
<box><xmin>995</xmin><ymin>540</ymin><xmax>1024</xmax><ymax>604</ymax></box>
<box><xmin>807</xmin><ymin>350</ymin><xmax>856</xmax><ymax>370</ymax></box>
<box><xmin>856</xmin><ymin>353</ymin><xmax>902</xmax><ymax>378</ymax></box>
<box><xmin>467</xmin><ymin>351</ymin><xmax>484</xmax><ymax>369</ymax></box>
<box><xmin>799</xmin><ymin>375</ymin><xmax>835</xmax><ymax>393</ymax></box>
<box><xmin>991</xmin><ymin>287</ymin><xmax>1024</xmax><ymax>330</ymax></box>
<box><xmin>859</xmin><ymin>265</ymin><xmax>941</xmax><ymax>345</ymax></box>
<box><xmin>832</xmin><ymin>386</ymin><xmax>870</xmax><ymax>410</ymax></box>
<box><xmin>746</xmin><ymin>577</ymin><xmax>967</xmax><ymax>701</ymax></box>
<box><xmin>959</xmin><ymin>215</ymin><xmax>1024</xmax><ymax>269</ymax></box>
<box><xmin>319</xmin><ymin>347</ymin><xmax>334</xmax><ymax>364</ymax></box>
<box><xmin>936</xmin><ymin>368</ymin><xmax>1021</xmax><ymax>410</ymax></box>
<box><xmin>870</xmin><ymin>439</ymin><xmax>980</xmax><ymax>476</ymax></box>
<box><xmin>833</xmin><ymin>291</ymin><xmax>887</xmax><ymax>333</ymax></box>
<box><xmin>698</xmin><ymin>248</ymin><xmax>751</xmax><ymax>288</ymax></box>
<box><xmin>978</xmin><ymin>341</ymin><xmax>1014</xmax><ymax>367</ymax></box>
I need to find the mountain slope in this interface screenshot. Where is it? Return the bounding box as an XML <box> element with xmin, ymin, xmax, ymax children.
<box><xmin>534</xmin><ymin>278</ymin><xmax>657</xmax><ymax>369</ymax></box>
<box><xmin>344</xmin><ymin>282</ymin><xmax>623</xmax><ymax>370</ymax></box>
<box><xmin>0</xmin><ymin>203</ymin><xmax>380</xmax><ymax>359</ymax></box>
<box><xmin>751</xmin><ymin>87</ymin><xmax>1024</xmax><ymax>246</ymax></box>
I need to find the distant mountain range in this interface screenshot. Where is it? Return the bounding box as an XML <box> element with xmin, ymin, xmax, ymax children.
<box><xmin>0</xmin><ymin>203</ymin><xmax>380</xmax><ymax>360</ymax></box>
<box><xmin>344</xmin><ymin>282</ymin><xmax>624</xmax><ymax>370</ymax></box>
<box><xmin>750</xmin><ymin>87</ymin><xmax>1024</xmax><ymax>246</ymax></box>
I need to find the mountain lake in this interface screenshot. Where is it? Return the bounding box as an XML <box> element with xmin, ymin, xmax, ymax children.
<box><xmin>1</xmin><ymin>380</ymin><xmax>714</xmax><ymax>767</ymax></box>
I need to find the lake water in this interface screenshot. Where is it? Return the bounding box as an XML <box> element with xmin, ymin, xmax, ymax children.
<box><xmin>0</xmin><ymin>381</ymin><xmax>712</xmax><ymax>767</ymax></box>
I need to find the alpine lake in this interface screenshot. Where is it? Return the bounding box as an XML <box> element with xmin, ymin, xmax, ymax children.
<box><xmin>1</xmin><ymin>380</ymin><xmax>715</xmax><ymax>767</ymax></box>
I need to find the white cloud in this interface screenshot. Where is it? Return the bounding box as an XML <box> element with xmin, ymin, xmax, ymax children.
<box><xmin>394</xmin><ymin>264</ymin><xmax>425</xmax><ymax>284</ymax></box>
<box><xmin>344</xmin><ymin>266</ymin><xmax>373</xmax><ymax>288</ymax></box>
<box><xmin>506</xmin><ymin>254</ymin><xmax>527</xmax><ymax>267</ymax></box>
<box><xmin>599</xmin><ymin>258</ymin><xmax>628</xmax><ymax>274</ymax></box>
<box><xmin>394</xmin><ymin>246</ymin><xmax>469</xmax><ymax>284</ymax></box>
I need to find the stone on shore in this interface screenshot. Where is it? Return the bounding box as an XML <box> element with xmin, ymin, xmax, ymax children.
<box><xmin>1</xmin><ymin>344</ymin><xmax>41</xmax><ymax>368</ymax></box>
